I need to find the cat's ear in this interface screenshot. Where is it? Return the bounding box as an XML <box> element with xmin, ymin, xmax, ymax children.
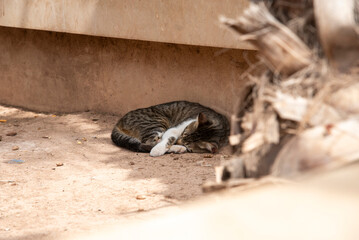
<box><xmin>191</xmin><ymin>113</ymin><xmax>209</xmax><ymax>131</ymax></box>
<box><xmin>197</xmin><ymin>113</ymin><xmax>209</xmax><ymax>126</ymax></box>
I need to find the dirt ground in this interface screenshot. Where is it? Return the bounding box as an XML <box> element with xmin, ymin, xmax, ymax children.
<box><xmin>0</xmin><ymin>105</ymin><xmax>230</xmax><ymax>240</ymax></box>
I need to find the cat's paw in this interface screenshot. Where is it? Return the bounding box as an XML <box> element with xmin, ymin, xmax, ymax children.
<box><xmin>150</xmin><ymin>144</ymin><xmax>167</xmax><ymax>157</ymax></box>
<box><xmin>168</xmin><ymin>145</ymin><xmax>187</xmax><ymax>154</ymax></box>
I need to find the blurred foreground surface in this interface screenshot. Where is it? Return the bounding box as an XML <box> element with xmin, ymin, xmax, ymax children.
<box><xmin>71</xmin><ymin>162</ymin><xmax>359</xmax><ymax>240</ymax></box>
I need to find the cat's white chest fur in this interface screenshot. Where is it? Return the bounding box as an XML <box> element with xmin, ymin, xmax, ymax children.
<box><xmin>150</xmin><ymin>119</ymin><xmax>195</xmax><ymax>157</ymax></box>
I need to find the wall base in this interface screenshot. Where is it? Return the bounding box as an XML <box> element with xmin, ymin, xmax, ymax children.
<box><xmin>0</xmin><ymin>26</ymin><xmax>257</xmax><ymax>117</ymax></box>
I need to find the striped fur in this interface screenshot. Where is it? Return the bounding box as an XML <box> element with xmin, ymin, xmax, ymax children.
<box><xmin>111</xmin><ymin>101</ymin><xmax>229</xmax><ymax>154</ymax></box>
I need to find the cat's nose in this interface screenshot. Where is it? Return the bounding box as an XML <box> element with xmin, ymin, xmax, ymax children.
<box><xmin>211</xmin><ymin>147</ymin><xmax>217</xmax><ymax>153</ymax></box>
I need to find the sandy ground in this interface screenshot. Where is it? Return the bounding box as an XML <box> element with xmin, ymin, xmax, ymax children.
<box><xmin>0</xmin><ymin>105</ymin><xmax>230</xmax><ymax>240</ymax></box>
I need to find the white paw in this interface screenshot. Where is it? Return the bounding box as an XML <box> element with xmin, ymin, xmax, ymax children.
<box><xmin>168</xmin><ymin>145</ymin><xmax>187</xmax><ymax>154</ymax></box>
<box><xmin>150</xmin><ymin>144</ymin><xmax>167</xmax><ymax>157</ymax></box>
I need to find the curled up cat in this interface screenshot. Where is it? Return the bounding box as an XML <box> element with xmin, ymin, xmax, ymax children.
<box><xmin>111</xmin><ymin>101</ymin><xmax>229</xmax><ymax>157</ymax></box>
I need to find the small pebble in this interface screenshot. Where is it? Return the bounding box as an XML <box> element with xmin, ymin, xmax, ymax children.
<box><xmin>136</xmin><ymin>195</ymin><xmax>146</xmax><ymax>200</ymax></box>
<box><xmin>173</xmin><ymin>157</ymin><xmax>179</xmax><ymax>160</ymax></box>
<box><xmin>12</xmin><ymin>146</ymin><xmax>19</xmax><ymax>151</ymax></box>
<box><xmin>92</xmin><ymin>118</ymin><xmax>99</xmax><ymax>121</ymax></box>
<box><xmin>6</xmin><ymin>132</ymin><xmax>17</xmax><ymax>136</ymax></box>
<box><xmin>137</xmin><ymin>208</ymin><xmax>145</xmax><ymax>212</ymax></box>
<box><xmin>52</xmin><ymin>168</ymin><xmax>56</xmax><ymax>170</ymax></box>
<box><xmin>56</xmin><ymin>163</ymin><xmax>64</xmax><ymax>167</ymax></box>
<box><xmin>203</xmin><ymin>154</ymin><xmax>214</xmax><ymax>158</ymax></box>
<box><xmin>77</xmin><ymin>141</ymin><xmax>82</xmax><ymax>144</ymax></box>
<box><xmin>129</xmin><ymin>161</ymin><xmax>135</xmax><ymax>165</ymax></box>
<box><xmin>42</xmin><ymin>136</ymin><xmax>51</xmax><ymax>139</ymax></box>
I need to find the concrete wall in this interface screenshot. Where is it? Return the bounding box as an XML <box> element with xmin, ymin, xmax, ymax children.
<box><xmin>0</xmin><ymin>26</ymin><xmax>256</xmax><ymax>116</ymax></box>
<box><xmin>0</xmin><ymin>0</ymin><xmax>253</xmax><ymax>50</ymax></box>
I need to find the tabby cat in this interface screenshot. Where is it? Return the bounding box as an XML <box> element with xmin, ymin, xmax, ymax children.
<box><xmin>111</xmin><ymin>101</ymin><xmax>229</xmax><ymax>157</ymax></box>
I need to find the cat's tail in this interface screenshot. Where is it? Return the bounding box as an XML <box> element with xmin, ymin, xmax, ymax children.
<box><xmin>111</xmin><ymin>126</ymin><xmax>152</xmax><ymax>152</ymax></box>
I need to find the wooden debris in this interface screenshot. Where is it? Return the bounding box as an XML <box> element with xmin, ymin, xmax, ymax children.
<box><xmin>272</xmin><ymin>118</ymin><xmax>359</xmax><ymax>178</ymax></box>
<box><xmin>203</xmin><ymin>176</ymin><xmax>292</xmax><ymax>193</ymax></box>
<box><xmin>216</xmin><ymin>157</ymin><xmax>245</xmax><ymax>181</ymax></box>
<box><xmin>263</xmin><ymin>112</ymin><xmax>280</xmax><ymax>143</ymax></box>
<box><xmin>241</xmin><ymin>111</ymin><xmax>279</xmax><ymax>153</ymax></box>
<box><xmin>220</xmin><ymin>2</ymin><xmax>312</xmax><ymax>75</ymax></box>
<box><xmin>266</xmin><ymin>90</ymin><xmax>342</xmax><ymax>125</ymax></box>
<box><xmin>326</xmin><ymin>82</ymin><xmax>359</xmax><ymax>114</ymax></box>
<box><xmin>12</xmin><ymin>146</ymin><xmax>19</xmax><ymax>151</ymax></box>
<box><xmin>267</xmin><ymin>91</ymin><xmax>308</xmax><ymax>122</ymax></box>
<box><xmin>314</xmin><ymin>0</ymin><xmax>359</xmax><ymax>72</ymax></box>
<box><xmin>218</xmin><ymin>0</ymin><xmax>359</xmax><ymax>183</ymax></box>
<box><xmin>202</xmin><ymin>178</ymin><xmax>255</xmax><ymax>193</ymax></box>
<box><xmin>229</xmin><ymin>134</ymin><xmax>241</xmax><ymax>146</ymax></box>
<box><xmin>242</xmin><ymin>132</ymin><xmax>265</xmax><ymax>153</ymax></box>
<box><xmin>136</xmin><ymin>195</ymin><xmax>146</xmax><ymax>200</ymax></box>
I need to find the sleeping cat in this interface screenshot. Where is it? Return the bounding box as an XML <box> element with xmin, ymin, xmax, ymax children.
<box><xmin>111</xmin><ymin>101</ymin><xmax>229</xmax><ymax>157</ymax></box>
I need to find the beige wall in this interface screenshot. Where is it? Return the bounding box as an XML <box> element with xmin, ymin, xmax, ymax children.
<box><xmin>0</xmin><ymin>26</ymin><xmax>256</xmax><ymax>116</ymax></box>
<box><xmin>0</xmin><ymin>0</ymin><xmax>253</xmax><ymax>50</ymax></box>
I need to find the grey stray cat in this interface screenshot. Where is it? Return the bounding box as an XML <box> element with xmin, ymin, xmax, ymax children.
<box><xmin>111</xmin><ymin>101</ymin><xmax>229</xmax><ymax>157</ymax></box>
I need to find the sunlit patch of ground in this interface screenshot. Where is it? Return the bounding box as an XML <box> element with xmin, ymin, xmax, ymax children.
<box><xmin>0</xmin><ymin>105</ymin><xmax>228</xmax><ymax>240</ymax></box>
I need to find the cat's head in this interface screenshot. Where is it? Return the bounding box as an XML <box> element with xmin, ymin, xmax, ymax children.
<box><xmin>176</xmin><ymin>113</ymin><xmax>223</xmax><ymax>153</ymax></box>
